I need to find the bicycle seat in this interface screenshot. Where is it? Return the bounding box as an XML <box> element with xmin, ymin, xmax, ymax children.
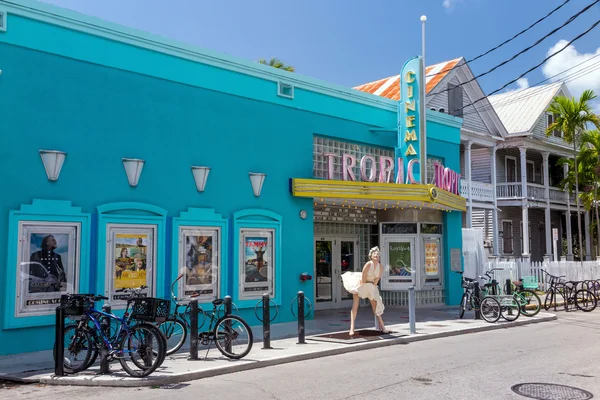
<box><xmin>212</xmin><ymin>299</ymin><xmax>224</xmax><ymax>306</ymax></box>
<box><xmin>483</xmin><ymin>283</ymin><xmax>495</xmax><ymax>288</ymax></box>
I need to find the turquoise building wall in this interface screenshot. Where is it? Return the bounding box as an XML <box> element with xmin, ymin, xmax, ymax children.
<box><xmin>0</xmin><ymin>0</ymin><xmax>463</xmax><ymax>355</ymax></box>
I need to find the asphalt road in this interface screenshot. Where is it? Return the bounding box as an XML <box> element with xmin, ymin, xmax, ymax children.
<box><xmin>3</xmin><ymin>311</ymin><xmax>600</xmax><ymax>400</ymax></box>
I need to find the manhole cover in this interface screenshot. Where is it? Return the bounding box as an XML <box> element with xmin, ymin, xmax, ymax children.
<box><xmin>313</xmin><ymin>329</ymin><xmax>396</xmax><ymax>341</ymax></box>
<box><xmin>511</xmin><ymin>383</ymin><xmax>593</xmax><ymax>400</ymax></box>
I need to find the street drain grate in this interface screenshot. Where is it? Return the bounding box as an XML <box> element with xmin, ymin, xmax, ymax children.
<box><xmin>511</xmin><ymin>383</ymin><xmax>593</xmax><ymax>400</ymax></box>
<box><xmin>313</xmin><ymin>329</ymin><xmax>396</xmax><ymax>341</ymax></box>
<box><xmin>153</xmin><ymin>383</ymin><xmax>190</xmax><ymax>390</ymax></box>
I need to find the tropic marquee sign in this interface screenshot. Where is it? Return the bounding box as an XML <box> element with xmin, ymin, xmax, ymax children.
<box><xmin>322</xmin><ymin>153</ymin><xmax>460</xmax><ymax>195</ymax></box>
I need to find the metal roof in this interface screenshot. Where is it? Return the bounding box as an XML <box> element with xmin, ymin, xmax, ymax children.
<box><xmin>353</xmin><ymin>58</ymin><xmax>462</xmax><ymax>100</ymax></box>
<box><xmin>488</xmin><ymin>81</ymin><xmax>564</xmax><ymax>135</ymax></box>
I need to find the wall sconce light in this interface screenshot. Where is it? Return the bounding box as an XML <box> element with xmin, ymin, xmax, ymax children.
<box><xmin>122</xmin><ymin>158</ymin><xmax>145</xmax><ymax>187</ymax></box>
<box><xmin>191</xmin><ymin>166</ymin><xmax>211</xmax><ymax>192</ymax></box>
<box><xmin>249</xmin><ymin>172</ymin><xmax>266</xmax><ymax>197</ymax></box>
<box><xmin>39</xmin><ymin>149</ymin><xmax>67</xmax><ymax>181</ymax></box>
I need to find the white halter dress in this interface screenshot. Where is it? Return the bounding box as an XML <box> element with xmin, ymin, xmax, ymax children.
<box><xmin>341</xmin><ymin>262</ymin><xmax>385</xmax><ymax>316</ymax></box>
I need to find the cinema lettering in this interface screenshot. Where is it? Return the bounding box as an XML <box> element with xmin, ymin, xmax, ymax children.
<box><xmin>322</xmin><ymin>154</ymin><xmax>460</xmax><ymax>195</ymax></box>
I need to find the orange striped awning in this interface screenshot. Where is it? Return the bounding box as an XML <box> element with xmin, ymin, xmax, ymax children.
<box><xmin>353</xmin><ymin>58</ymin><xmax>462</xmax><ymax>100</ymax></box>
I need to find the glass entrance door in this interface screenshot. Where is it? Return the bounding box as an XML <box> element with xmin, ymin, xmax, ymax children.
<box><xmin>315</xmin><ymin>236</ymin><xmax>357</xmax><ymax>310</ymax></box>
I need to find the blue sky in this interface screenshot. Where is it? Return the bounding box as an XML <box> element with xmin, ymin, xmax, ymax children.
<box><xmin>39</xmin><ymin>0</ymin><xmax>600</xmax><ymax>102</ymax></box>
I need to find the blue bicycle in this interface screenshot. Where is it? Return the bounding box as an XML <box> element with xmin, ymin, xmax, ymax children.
<box><xmin>56</xmin><ymin>293</ymin><xmax>168</xmax><ymax>377</ymax></box>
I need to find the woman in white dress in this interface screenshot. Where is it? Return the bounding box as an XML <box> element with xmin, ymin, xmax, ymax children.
<box><xmin>341</xmin><ymin>246</ymin><xmax>389</xmax><ymax>336</ymax></box>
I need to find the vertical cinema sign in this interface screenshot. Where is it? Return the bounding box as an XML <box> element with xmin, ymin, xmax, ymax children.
<box><xmin>397</xmin><ymin>56</ymin><xmax>423</xmax><ymax>184</ymax></box>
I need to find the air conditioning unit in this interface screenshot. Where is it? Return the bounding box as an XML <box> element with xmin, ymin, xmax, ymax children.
<box><xmin>483</xmin><ymin>240</ymin><xmax>493</xmax><ymax>248</ymax></box>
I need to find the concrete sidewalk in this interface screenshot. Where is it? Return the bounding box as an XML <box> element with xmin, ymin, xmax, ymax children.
<box><xmin>0</xmin><ymin>306</ymin><xmax>556</xmax><ymax>387</ymax></box>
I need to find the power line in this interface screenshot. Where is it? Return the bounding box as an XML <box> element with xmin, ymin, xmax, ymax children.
<box><xmin>458</xmin><ymin>54</ymin><xmax>600</xmax><ymax>116</ymax></box>
<box><xmin>428</xmin><ymin>0</ymin><xmax>600</xmax><ymax>96</ymax></box>
<box><xmin>452</xmin><ymin>17</ymin><xmax>600</xmax><ymax>116</ymax></box>
<box><xmin>459</xmin><ymin>52</ymin><xmax>600</xmax><ymax>117</ymax></box>
<box><xmin>459</xmin><ymin>62</ymin><xmax>600</xmax><ymax>118</ymax></box>
<box><xmin>425</xmin><ymin>0</ymin><xmax>572</xmax><ymax>78</ymax></box>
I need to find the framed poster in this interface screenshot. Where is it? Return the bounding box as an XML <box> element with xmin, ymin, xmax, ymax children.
<box><xmin>178</xmin><ymin>226</ymin><xmax>220</xmax><ymax>302</ymax></box>
<box><xmin>106</xmin><ymin>224</ymin><xmax>156</xmax><ymax>304</ymax></box>
<box><xmin>16</xmin><ymin>221</ymin><xmax>80</xmax><ymax>317</ymax></box>
<box><xmin>422</xmin><ymin>236</ymin><xmax>442</xmax><ymax>287</ymax></box>
<box><xmin>239</xmin><ymin>229</ymin><xmax>274</xmax><ymax>300</ymax></box>
<box><xmin>381</xmin><ymin>237</ymin><xmax>415</xmax><ymax>290</ymax></box>
<box><xmin>425</xmin><ymin>241</ymin><xmax>440</xmax><ymax>276</ymax></box>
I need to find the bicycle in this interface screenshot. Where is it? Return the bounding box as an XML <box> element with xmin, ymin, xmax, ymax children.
<box><xmin>456</xmin><ymin>271</ymin><xmax>501</xmax><ymax>323</ymax></box>
<box><xmin>55</xmin><ymin>293</ymin><xmax>168</xmax><ymax>377</ymax></box>
<box><xmin>155</xmin><ymin>274</ymin><xmax>253</xmax><ymax>359</ymax></box>
<box><xmin>542</xmin><ymin>269</ymin><xmax>597</xmax><ymax>312</ymax></box>
<box><xmin>507</xmin><ymin>277</ymin><xmax>542</xmax><ymax>317</ymax></box>
<box><xmin>477</xmin><ymin>268</ymin><xmax>521</xmax><ymax>322</ymax></box>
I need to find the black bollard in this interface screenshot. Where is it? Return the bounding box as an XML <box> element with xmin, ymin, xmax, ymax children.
<box><xmin>224</xmin><ymin>296</ymin><xmax>232</xmax><ymax>353</ymax></box>
<box><xmin>189</xmin><ymin>299</ymin><xmax>199</xmax><ymax>360</ymax></box>
<box><xmin>297</xmin><ymin>291</ymin><xmax>306</xmax><ymax>344</ymax></box>
<box><xmin>54</xmin><ymin>306</ymin><xmax>65</xmax><ymax>377</ymax></box>
<box><xmin>262</xmin><ymin>293</ymin><xmax>271</xmax><ymax>349</ymax></box>
<box><xmin>474</xmin><ymin>282</ymin><xmax>481</xmax><ymax>320</ymax></box>
<box><xmin>100</xmin><ymin>304</ymin><xmax>111</xmax><ymax>374</ymax></box>
<box><xmin>224</xmin><ymin>295</ymin><xmax>232</xmax><ymax>316</ymax></box>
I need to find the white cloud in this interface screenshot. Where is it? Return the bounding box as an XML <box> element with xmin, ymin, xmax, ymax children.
<box><xmin>516</xmin><ymin>78</ymin><xmax>529</xmax><ymax>90</ymax></box>
<box><xmin>443</xmin><ymin>0</ymin><xmax>464</xmax><ymax>9</ymax></box>
<box><xmin>542</xmin><ymin>40</ymin><xmax>600</xmax><ymax>113</ymax></box>
<box><xmin>503</xmin><ymin>77</ymin><xmax>530</xmax><ymax>93</ymax></box>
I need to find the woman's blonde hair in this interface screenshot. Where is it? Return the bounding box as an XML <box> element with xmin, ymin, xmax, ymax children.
<box><xmin>369</xmin><ymin>246</ymin><xmax>380</xmax><ymax>260</ymax></box>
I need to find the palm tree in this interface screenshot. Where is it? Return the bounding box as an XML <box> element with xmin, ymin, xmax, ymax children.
<box><xmin>258</xmin><ymin>57</ymin><xmax>295</xmax><ymax>72</ymax></box>
<box><xmin>579</xmin><ymin>129</ymin><xmax>600</xmax><ymax>256</ymax></box>
<box><xmin>546</xmin><ymin>90</ymin><xmax>600</xmax><ymax>260</ymax></box>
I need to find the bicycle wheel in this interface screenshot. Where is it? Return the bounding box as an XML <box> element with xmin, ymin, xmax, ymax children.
<box><xmin>118</xmin><ymin>323</ymin><xmax>166</xmax><ymax>377</ymax></box>
<box><xmin>53</xmin><ymin>325</ymin><xmax>95</xmax><ymax>374</ymax></box>
<box><xmin>544</xmin><ymin>289</ymin><xmax>556</xmax><ymax>311</ymax></box>
<box><xmin>128</xmin><ymin>322</ymin><xmax>167</xmax><ymax>369</ymax></box>
<box><xmin>470</xmin><ymin>293</ymin><xmax>480</xmax><ymax>311</ymax></box>
<box><xmin>516</xmin><ymin>289</ymin><xmax>541</xmax><ymax>317</ymax></box>
<box><xmin>575</xmin><ymin>289</ymin><xmax>598</xmax><ymax>312</ymax></box>
<box><xmin>459</xmin><ymin>293</ymin><xmax>467</xmax><ymax>319</ymax></box>
<box><xmin>499</xmin><ymin>296</ymin><xmax>520</xmax><ymax>322</ymax></box>
<box><xmin>157</xmin><ymin>317</ymin><xmax>187</xmax><ymax>356</ymax></box>
<box><xmin>213</xmin><ymin>315</ymin><xmax>253</xmax><ymax>359</ymax></box>
<box><xmin>480</xmin><ymin>297</ymin><xmax>501</xmax><ymax>323</ymax></box>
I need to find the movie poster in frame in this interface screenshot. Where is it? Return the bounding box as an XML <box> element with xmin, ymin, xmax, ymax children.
<box><xmin>16</xmin><ymin>221</ymin><xmax>80</xmax><ymax>317</ymax></box>
<box><xmin>239</xmin><ymin>229</ymin><xmax>274</xmax><ymax>300</ymax></box>
<box><xmin>106</xmin><ymin>224</ymin><xmax>156</xmax><ymax>304</ymax></box>
<box><xmin>178</xmin><ymin>226</ymin><xmax>220</xmax><ymax>302</ymax></box>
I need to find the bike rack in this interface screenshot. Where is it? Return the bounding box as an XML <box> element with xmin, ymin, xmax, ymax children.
<box><xmin>255</xmin><ymin>294</ymin><xmax>278</xmax><ymax>349</ymax></box>
<box><xmin>291</xmin><ymin>291</ymin><xmax>312</xmax><ymax>344</ymax></box>
<box><xmin>54</xmin><ymin>305</ymin><xmax>65</xmax><ymax>377</ymax></box>
<box><xmin>189</xmin><ymin>299</ymin><xmax>199</xmax><ymax>360</ymax></box>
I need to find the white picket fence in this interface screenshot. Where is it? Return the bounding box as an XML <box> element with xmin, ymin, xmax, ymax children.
<box><xmin>484</xmin><ymin>259</ymin><xmax>600</xmax><ymax>291</ymax></box>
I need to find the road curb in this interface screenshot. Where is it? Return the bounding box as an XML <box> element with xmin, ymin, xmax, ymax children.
<box><xmin>39</xmin><ymin>314</ymin><xmax>556</xmax><ymax>387</ymax></box>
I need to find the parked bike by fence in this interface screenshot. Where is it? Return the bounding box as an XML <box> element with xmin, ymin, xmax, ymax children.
<box><xmin>542</xmin><ymin>269</ymin><xmax>597</xmax><ymax>312</ymax></box>
<box><xmin>457</xmin><ymin>269</ymin><xmax>542</xmax><ymax>323</ymax></box>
